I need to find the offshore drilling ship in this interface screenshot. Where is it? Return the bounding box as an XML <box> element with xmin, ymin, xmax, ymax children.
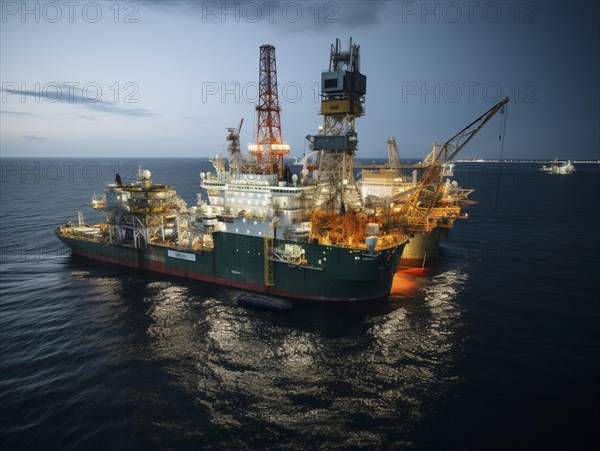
<box><xmin>56</xmin><ymin>39</ymin><xmax>408</xmax><ymax>302</ymax></box>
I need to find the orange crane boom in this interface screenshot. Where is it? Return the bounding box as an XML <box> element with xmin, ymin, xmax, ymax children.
<box><xmin>396</xmin><ymin>97</ymin><xmax>510</xmax><ymax>228</ymax></box>
<box><xmin>419</xmin><ymin>97</ymin><xmax>509</xmax><ymax>186</ymax></box>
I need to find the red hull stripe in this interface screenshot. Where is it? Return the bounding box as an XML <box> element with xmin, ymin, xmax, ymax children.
<box><xmin>72</xmin><ymin>249</ymin><xmax>389</xmax><ymax>303</ymax></box>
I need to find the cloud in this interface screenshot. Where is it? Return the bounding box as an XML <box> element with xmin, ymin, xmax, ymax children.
<box><xmin>22</xmin><ymin>134</ymin><xmax>45</xmax><ymax>140</ymax></box>
<box><xmin>1</xmin><ymin>110</ymin><xmax>39</xmax><ymax>117</ymax></box>
<box><xmin>1</xmin><ymin>86</ymin><xmax>159</xmax><ymax>118</ymax></box>
<box><xmin>333</xmin><ymin>1</ymin><xmax>390</xmax><ymax>26</ymax></box>
<box><xmin>140</xmin><ymin>0</ymin><xmax>389</xmax><ymax>29</ymax></box>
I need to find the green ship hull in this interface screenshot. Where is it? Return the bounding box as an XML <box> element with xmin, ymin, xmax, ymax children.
<box><xmin>57</xmin><ymin>232</ymin><xmax>404</xmax><ymax>302</ymax></box>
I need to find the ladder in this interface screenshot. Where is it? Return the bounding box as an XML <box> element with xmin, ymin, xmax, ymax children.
<box><xmin>264</xmin><ymin>228</ymin><xmax>274</xmax><ymax>286</ymax></box>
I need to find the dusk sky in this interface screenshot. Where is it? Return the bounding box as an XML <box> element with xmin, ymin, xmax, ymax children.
<box><xmin>1</xmin><ymin>1</ymin><xmax>598</xmax><ymax>160</ymax></box>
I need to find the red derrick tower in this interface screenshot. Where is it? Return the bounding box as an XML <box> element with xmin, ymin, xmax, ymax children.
<box><xmin>248</xmin><ymin>44</ymin><xmax>290</xmax><ymax>178</ymax></box>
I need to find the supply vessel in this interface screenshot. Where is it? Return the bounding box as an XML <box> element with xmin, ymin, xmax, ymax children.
<box><xmin>355</xmin><ymin>95</ymin><xmax>509</xmax><ymax>267</ymax></box>
<box><xmin>539</xmin><ymin>159</ymin><xmax>577</xmax><ymax>174</ymax></box>
<box><xmin>56</xmin><ymin>39</ymin><xmax>408</xmax><ymax>302</ymax></box>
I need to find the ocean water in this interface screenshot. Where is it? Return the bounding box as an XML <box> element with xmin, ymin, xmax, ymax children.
<box><xmin>1</xmin><ymin>158</ymin><xmax>598</xmax><ymax>449</ymax></box>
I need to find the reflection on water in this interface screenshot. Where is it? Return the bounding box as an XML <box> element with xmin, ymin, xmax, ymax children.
<box><xmin>422</xmin><ymin>269</ymin><xmax>468</xmax><ymax>348</ymax></box>
<box><xmin>3</xmin><ymin>161</ymin><xmax>597</xmax><ymax>449</ymax></box>
<box><xmin>76</xmin><ymin>263</ymin><xmax>468</xmax><ymax>447</ymax></box>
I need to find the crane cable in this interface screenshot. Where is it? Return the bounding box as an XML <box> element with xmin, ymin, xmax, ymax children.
<box><xmin>493</xmin><ymin>104</ymin><xmax>509</xmax><ymax>213</ymax></box>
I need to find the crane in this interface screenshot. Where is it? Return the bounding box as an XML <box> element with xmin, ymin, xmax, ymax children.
<box><xmin>226</xmin><ymin>118</ymin><xmax>244</xmax><ymax>173</ymax></box>
<box><xmin>396</xmin><ymin>97</ymin><xmax>509</xmax><ymax>228</ymax></box>
<box><xmin>226</xmin><ymin>118</ymin><xmax>244</xmax><ymax>156</ymax></box>
<box><xmin>418</xmin><ymin>97</ymin><xmax>509</xmax><ymax>186</ymax></box>
<box><xmin>387</xmin><ymin>138</ymin><xmax>402</xmax><ymax>170</ymax></box>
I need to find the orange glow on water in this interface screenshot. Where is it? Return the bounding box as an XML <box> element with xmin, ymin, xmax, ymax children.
<box><xmin>397</xmin><ymin>266</ymin><xmax>431</xmax><ymax>276</ymax></box>
<box><xmin>390</xmin><ymin>269</ymin><xmax>420</xmax><ymax>299</ymax></box>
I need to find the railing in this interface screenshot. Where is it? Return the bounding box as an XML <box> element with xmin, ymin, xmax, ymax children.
<box><xmin>57</xmin><ymin>225</ymin><xmax>105</xmax><ymax>243</ymax></box>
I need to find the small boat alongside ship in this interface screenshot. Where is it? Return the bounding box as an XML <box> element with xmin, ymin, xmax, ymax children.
<box><xmin>237</xmin><ymin>293</ymin><xmax>292</xmax><ymax>311</ymax></box>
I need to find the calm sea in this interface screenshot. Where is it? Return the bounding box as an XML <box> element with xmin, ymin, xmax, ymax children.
<box><xmin>1</xmin><ymin>158</ymin><xmax>598</xmax><ymax>449</ymax></box>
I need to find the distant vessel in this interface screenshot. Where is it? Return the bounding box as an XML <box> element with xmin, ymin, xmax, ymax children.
<box><xmin>539</xmin><ymin>159</ymin><xmax>577</xmax><ymax>174</ymax></box>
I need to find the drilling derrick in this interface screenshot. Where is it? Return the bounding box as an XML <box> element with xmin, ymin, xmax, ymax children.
<box><xmin>310</xmin><ymin>38</ymin><xmax>366</xmax><ymax>213</ymax></box>
<box><xmin>248</xmin><ymin>44</ymin><xmax>290</xmax><ymax>178</ymax></box>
